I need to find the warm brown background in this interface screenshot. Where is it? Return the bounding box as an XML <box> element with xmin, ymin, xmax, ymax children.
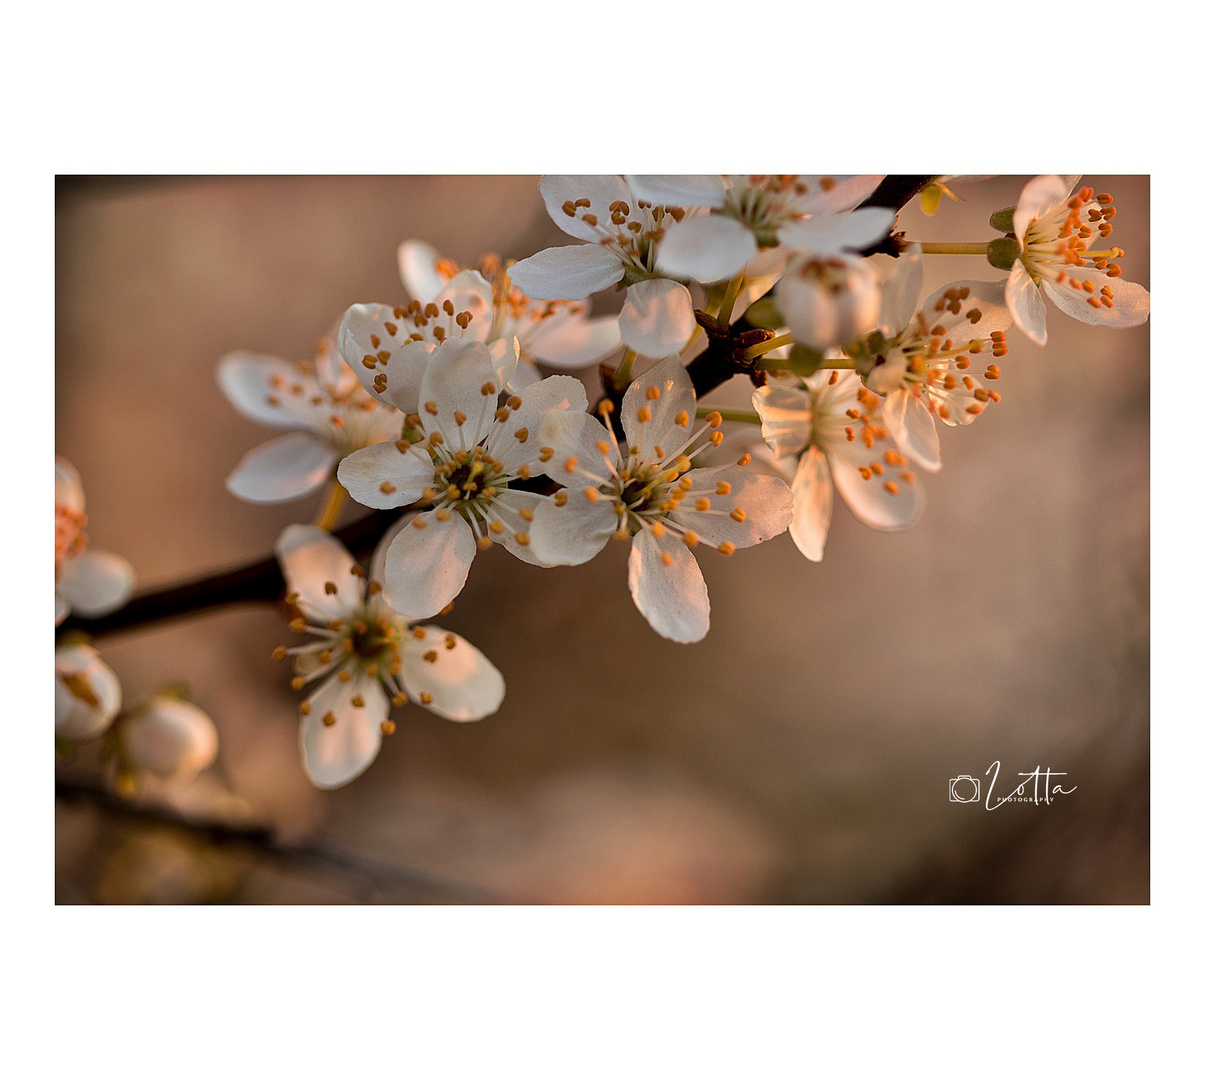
<box><xmin>55</xmin><ymin>176</ymin><xmax>1149</xmax><ymax>904</ymax></box>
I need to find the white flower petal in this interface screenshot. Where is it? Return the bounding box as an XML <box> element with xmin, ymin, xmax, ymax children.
<box><xmin>418</xmin><ymin>339</ymin><xmax>502</xmax><ymax>453</ymax></box>
<box><xmin>878</xmin><ymin>248</ymin><xmax>924</xmax><ymax>336</ymax></box>
<box><xmin>382</xmin><ymin>510</ymin><xmax>476</xmax><ymax>619</ymax></box>
<box><xmin>300</xmin><ymin>674</ymin><xmax>386</xmax><ymax>789</ymax></box>
<box><xmin>1044</xmin><ymin>270</ymin><xmax>1150</xmax><ymax>330</ymax></box>
<box><xmin>777</xmin><ymin>255</ymin><xmax>881</xmax><ymax>350</ymax></box>
<box><xmin>778</xmin><ymin>207</ymin><xmax>895</xmax><ymax>256</ymax></box>
<box><xmin>226</xmin><ymin>432</ymin><xmax>337</xmax><ymax>503</ymax></box>
<box><xmin>490</xmin><ymin>335</ymin><xmax>522</xmax><ymax>392</ymax></box>
<box><xmin>57</xmin><ymin>549</ymin><xmax>136</xmax><ymax>618</ymax></box>
<box><xmin>398</xmin><ymin>239</ymin><xmax>450</xmax><ymax>303</ymax></box>
<box><xmin>486</xmin><ymin>490</ymin><xmax>558</xmax><ymax>566</ymax></box>
<box><xmin>884</xmin><ymin>390</ymin><xmax>942</xmax><ymax>472</ymax></box>
<box><xmin>669</xmin><ymin>465</ymin><xmax>792</xmax><ymax>548</ymax></box>
<box><xmin>628</xmin><ymin>528</ymin><xmax>710</xmax><ymax>644</ymax></box>
<box><xmin>654</xmin><ymin>214</ymin><xmax>758</xmax><ymax>283</ymax></box>
<box><xmin>525</xmin><ymin>314</ymin><xmax>622</xmax><ymax>368</ymax></box>
<box><xmin>339</xmin><ymin>304</ymin><xmax>432</xmax><ymax>411</ymax></box>
<box><xmin>752</xmin><ymin>383</ymin><xmax>813</xmax><ymax>459</ymax></box>
<box><xmin>529</xmin><ymin>496</ymin><xmax>617</xmax><ymax>566</ymax></box>
<box><xmin>1006</xmin><ymin>263</ymin><xmax>1048</xmax><ymax>346</ymax></box>
<box><xmin>624</xmin><ymin>174</ymin><xmax>727</xmax><ymax>209</ymax></box>
<box><xmin>217</xmin><ymin>352</ymin><xmax>320</xmax><ymax>428</ymax></box>
<box><xmin>55</xmin><ymin>458</ymin><xmax>85</xmax><ymax>515</ymax></box>
<box><xmin>618</xmin><ymin>279</ymin><xmax>696</xmax><ymax>357</ymax></box>
<box><xmin>507</xmin><ymin>245</ymin><xmax>625</xmax><ymax>301</ymax></box>
<box><xmin>535</xmin><ymin>408</ymin><xmax>614</xmax><ymax>488</ymax></box>
<box><xmin>788</xmin><ymin>447</ymin><xmax>833</xmax><ymax>562</ymax></box>
<box><xmin>338</xmin><ymin>441</ymin><xmax>435</xmax><ymax>509</ymax></box>
<box><xmin>437</xmin><ymin>270</ymin><xmax>495</xmax><ymax>342</ymax></box>
<box><xmin>791</xmin><ymin>175</ymin><xmax>886</xmax><ymax>215</ymax></box>
<box><xmin>539</xmin><ymin>175</ymin><xmax>634</xmax><ymax>241</ymax></box>
<box><xmin>1014</xmin><ymin>175</ymin><xmax>1080</xmax><ymax>240</ymax></box>
<box><xmin>622</xmin><ymin>354</ymin><xmax>698</xmax><ymax>460</ymax></box>
<box><xmin>275</xmin><ymin>524</ymin><xmax>364</xmax><ymax>621</ymax></box>
<box><xmin>400</xmin><ymin>625</ymin><xmax>505</xmax><ymax>722</ymax></box>
<box><xmin>830</xmin><ymin>452</ymin><xmax>925</xmax><ymax>532</ymax></box>
<box><xmin>488</xmin><ymin>374</ymin><xmax>589</xmax><ymax>474</ymax></box>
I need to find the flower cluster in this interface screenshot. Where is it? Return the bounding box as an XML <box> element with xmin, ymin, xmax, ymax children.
<box><xmin>58</xmin><ymin>174</ymin><xmax>1149</xmax><ymax>794</ymax></box>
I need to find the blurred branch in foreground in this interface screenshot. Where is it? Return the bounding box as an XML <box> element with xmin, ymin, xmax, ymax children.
<box><xmin>55</xmin><ymin>776</ymin><xmax>510</xmax><ymax>904</ymax></box>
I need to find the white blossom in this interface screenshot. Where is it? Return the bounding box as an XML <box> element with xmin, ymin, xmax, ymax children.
<box><xmin>398</xmin><ymin>241</ymin><xmax>621</xmax><ymax>386</ymax></box>
<box><xmin>338</xmin><ymin>339</ymin><xmax>589</xmax><ymax>617</ymax></box>
<box><xmin>218</xmin><ymin>335</ymin><xmax>403</xmax><ymax>503</ymax></box>
<box><xmin>275</xmin><ymin>524</ymin><xmax>504</xmax><ymax>789</ymax></box>
<box><xmin>1004</xmin><ymin>175</ymin><xmax>1150</xmax><ymax>346</ymax></box>
<box><xmin>529</xmin><ymin>356</ymin><xmax>792</xmax><ymax>643</ymax></box>
<box><xmin>507</xmin><ymin>176</ymin><xmax>699</xmax><ymax>357</ymax></box>
<box><xmin>627</xmin><ymin>174</ymin><xmax>893</xmax><ymax>284</ymax></box>
<box><xmin>753</xmin><ymin>371</ymin><xmax>924</xmax><ymax>561</ymax></box>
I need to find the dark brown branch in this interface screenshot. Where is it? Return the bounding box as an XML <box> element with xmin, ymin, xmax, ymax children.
<box><xmin>55</xmin><ymin>776</ymin><xmax>509</xmax><ymax>902</ymax></box>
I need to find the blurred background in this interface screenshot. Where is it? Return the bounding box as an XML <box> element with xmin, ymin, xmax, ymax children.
<box><xmin>54</xmin><ymin>175</ymin><xmax>1149</xmax><ymax>904</ymax></box>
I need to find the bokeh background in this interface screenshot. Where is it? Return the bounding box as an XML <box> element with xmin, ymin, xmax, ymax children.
<box><xmin>54</xmin><ymin>175</ymin><xmax>1149</xmax><ymax>904</ymax></box>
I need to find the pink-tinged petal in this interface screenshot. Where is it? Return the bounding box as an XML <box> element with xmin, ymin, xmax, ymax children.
<box><xmin>57</xmin><ymin>549</ymin><xmax>136</xmax><ymax>618</ymax></box>
<box><xmin>752</xmin><ymin>383</ymin><xmax>813</xmax><ymax>459</ymax></box>
<box><xmin>225</xmin><ymin>432</ymin><xmax>337</xmax><ymax>503</ymax></box>
<box><xmin>791</xmin><ymin>175</ymin><xmax>886</xmax><ymax>215</ymax></box>
<box><xmin>884</xmin><ymin>390</ymin><xmax>942</xmax><ymax>473</ymax></box>
<box><xmin>300</xmin><ymin>673</ymin><xmax>386</xmax><ymax>789</ymax></box>
<box><xmin>625</xmin><ymin>174</ymin><xmax>727</xmax><ymax>208</ymax></box>
<box><xmin>490</xmin><ymin>335</ymin><xmax>522</xmax><ymax>392</ymax></box>
<box><xmin>618</xmin><ymin>279</ymin><xmax>696</xmax><ymax>357</ymax></box>
<box><xmin>1005</xmin><ymin>264</ymin><xmax>1048</xmax><ymax>346</ymax></box>
<box><xmin>398</xmin><ymin>239</ymin><xmax>451</xmax><ymax>302</ymax></box>
<box><xmin>1044</xmin><ymin>270</ymin><xmax>1150</xmax><ymax>330</ymax></box>
<box><xmin>401</xmin><ymin>625</ymin><xmax>505</xmax><ymax>722</ymax></box>
<box><xmin>488</xmin><ymin>374</ymin><xmax>588</xmax><ymax>474</ymax></box>
<box><xmin>777</xmin><ymin>207</ymin><xmax>895</xmax><ymax>256</ymax></box>
<box><xmin>338</xmin><ymin>441</ymin><xmax>435</xmax><ymax>509</ymax></box>
<box><xmin>788</xmin><ymin>447</ymin><xmax>833</xmax><ymax>562</ymax></box>
<box><xmin>417</xmin><ymin>339</ymin><xmax>502</xmax><ymax>453</ymax></box>
<box><xmin>382</xmin><ymin>510</ymin><xmax>476</xmax><ymax>619</ymax></box>
<box><xmin>1014</xmin><ymin>175</ymin><xmax>1080</xmax><ymax>240</ymax></box>
<box><xmin>669</xmin><ymin>465</ymin><xmax>792</xmax><ymax>549</ymax></box>
<box><xmin>529</xmin><ymin>495</ymin><xmax>617</xmax><ymax>566</ymax></box>
<box><xmin>539</xmin><ymin>175</ymin><xmax>634</xmax><ymax>241</ymax></box>
<box><xmin>507</xmin><ymin>245</ymin><xmax>625</xmax><ymax>300</ymax></box>
<box><xmin>340</xmin><ymin>304</ymin><xmax>432</xmax><ymax>412</ymax></box>
<box><xmin>535</xmin><ymin>408</ymin><xmax>615</xmax><ymax>488</ymax></box>
<box><xmin>830</xmin><ymin>452</ymin><xmax>925</xmax><ymax>532</ymax></box>
<box><xmin>275</xmin><ymin>524</ymin><xmax>364</xmax><ymax>622</ymax></box>
<box><xmin>654</xmin><ymin>214</ymin><xmax>758</xmax><ymax>283</ymax></box>
<box><xmin>525</xmin><ymin>314</ymin><xmax>622</xmax><ymax>368</ymax></box>
<box><xmin>55</xmin><ymin>644</ymin><xmax>122</xmax><ymax>740</ymax></box>
<box><xmin>55</xmin><ymin>457</ymin><xmax>85</xmax><ymax>515</ymax></box>
<box><xmin>777</xmin><ymin>255</ymin><xmax>881</xmax><ymax>350</ymax></box>
<box><xmin>878</xmin><ymin>247</ymin><xmax>925</xmax><ymax>336</ymax></box>
<box><xmin>622</xmin><ymin>354</ymin><xmax>698</xmax><ymax>461</ymax></box>
<box><xmin>628</xmin><ymin>528</ymin><xmax>710</xmax><ymax>644</ymax></box>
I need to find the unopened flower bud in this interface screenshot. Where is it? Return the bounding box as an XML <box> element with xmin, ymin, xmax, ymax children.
<box><xmin>54</xmin><ymin>644</ymin><xmax>122</xmax><ymax>741</ymax></box>
<box><xmin>119</xmin><ymin>695</ymin><xmax>218</xmax><ymax>782</ymax></box>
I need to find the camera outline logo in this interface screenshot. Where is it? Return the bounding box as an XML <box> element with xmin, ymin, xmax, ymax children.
<box><xmin>949</xmin><ymin>775</ymin><xmax>981</xmax><ymax>803</ymax></box>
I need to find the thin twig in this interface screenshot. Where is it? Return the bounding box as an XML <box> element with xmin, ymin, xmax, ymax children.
<box><xmin>55</xmin><ymin>776</ymin><xmax>511</xmax><ymax>903</ymax></box>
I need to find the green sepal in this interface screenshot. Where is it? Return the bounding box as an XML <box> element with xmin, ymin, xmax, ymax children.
<box><xmin>989</xmin><ymin>207</ymin><xmax>1017</xmax><ymax>234</ymax></box>
<box><xmin>987</xmin><ymin>236</ymin><xmax>1022</xmax><ymax>271</ymax></box>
